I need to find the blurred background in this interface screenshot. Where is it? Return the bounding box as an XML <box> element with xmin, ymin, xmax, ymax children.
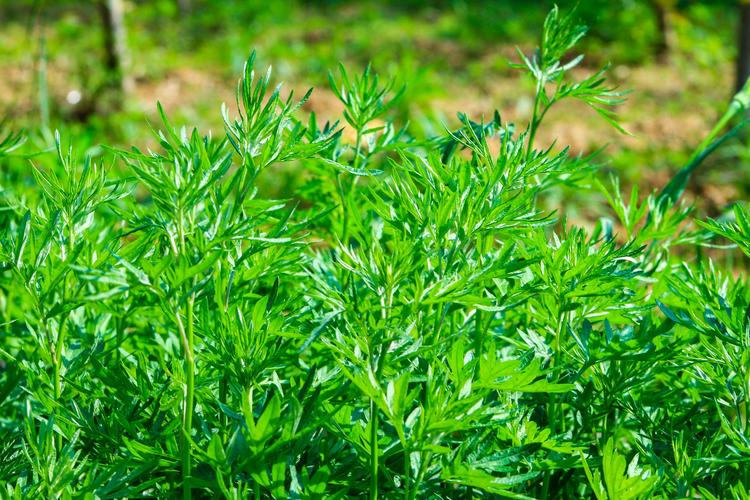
<box><xmin>0</xmin><ymin>0</ymin><xmax>744</xmax><ymax>206</ymax></box>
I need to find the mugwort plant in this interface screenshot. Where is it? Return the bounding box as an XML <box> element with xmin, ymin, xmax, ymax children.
<box><xmin>1</xmin><ymin>7</ymin><xmax>750</xmax><ymax>499</ymax></box>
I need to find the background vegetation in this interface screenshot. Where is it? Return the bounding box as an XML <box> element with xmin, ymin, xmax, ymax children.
<box><xmin>0</xmin><ymin>0</ymin><xmax>742</xmax><ymax>201</ymax></box>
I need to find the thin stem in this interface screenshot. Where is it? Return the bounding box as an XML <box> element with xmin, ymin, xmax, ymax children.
<box><xmin>219</xmin><ymin>375</ymin><xmax>228</xmax><ymax>427</ymax></box>
<box><xmin>51</xmin><ymin>312</ymin><xmax>72</xmax><ymax>451</ymax></box>
<box><xmin>335</xmin><ymin>172</ymin><xmax>349</xmax><ymax>244</ymax></box>
<box><xmin>180</xmin><ymin>295</ymin><xmax>195</xmax><ymax>500</ymax></box>
<box><xmin>175</xmin><ymin>198</ymin><xmax>194</xmax><ymax>499</ymax></box>
<box><xmin>408</xmin><ymin>368</ymin><xmax>431</xmax><ymax>500</ymax></box>
<box><xmin>551</xmin><ymin>303</ymin><xmax>568</xmax><ymax>433</ymax></box>
<box><xmin>115</xmin><ymin>315</ymin><xmax>122</xmax><ymax>365</ymax></box>
<box><xmin>543</xmin><ymin>301</ymin><xmax>567</xmax><ymax>500</ymax></box>
<box><xmin>354</xmin><ymin>129</ymin><xmax>363</xmax><ymax>169</ymax></box>
<box><xmin>370</xmin><ymin>398</ymin><xmax>379</xmax><ymax>500</ymax></box>
<box><xmin>691</xmin><ymin>82</ymin><xmax>749</xmax><ymax>162</ymax></box>
<box><xmin>53</xmin><ymin>216</ymin><xmax>75</xmax><ymax>452</ymax></box>
<box><xmin>369</xmin><ymin>283</ymin><xmax>397</xmax><ymax>500</ymax></box>
<box><xmin>473</xmin><ymin>310</ymin><xmax>484</xmax><ymax>359</ymax></box>
<box><xmin>177</xmin><ymin>211</ymin><xmax>186</xmax><ymax>258</ymax></box>
<box><xmin>409</xmin><ymin>450</ymin><xmax>430</xmax><ymax>500</ymax></box>
<box><xmin>526</xmin><ymin>79</ymin><xmax>545</xmax><ymax>158</ymax></box>
<box><xmin>53</xmin><ymin>346</ymin><xmax>62</xmax><ymax>450</ymax></box>
<box><xmin>403</xmin><ymin>446</ymin><xmax>410</xmax><ymax>499</ymax></box>
<box><xmin>37</xmin><ymin>34</ymin><xmax>49</xmax><ymax>130</ymax></box>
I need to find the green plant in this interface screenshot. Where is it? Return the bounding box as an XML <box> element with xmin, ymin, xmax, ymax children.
<box><xmin>2</xmin><ymin>7</ymin><xmax>750</xmax><ymax>499</ymax></box>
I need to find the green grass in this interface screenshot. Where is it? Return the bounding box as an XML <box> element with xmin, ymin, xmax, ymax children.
<box><xmin>1</xmin><ymin>6</ymin><xmax>750</xmax><ymax>498</ymax></box>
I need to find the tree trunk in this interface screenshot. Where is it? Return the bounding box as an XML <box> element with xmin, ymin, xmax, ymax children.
<box><xmin>648</xmin><ymin>0</ymin><xmax>676</xmax><ymax>62</ymax></box>
<box><xmin>99</xmin><ymin>0</ymin><xmax>133</xmax><ymax>97</ymax></box>
<box><xmin>177</xmin><ymin>0</ymin><xmax>192</xmax><ymax>15</ymax></box>
<box><xmin>738</xmin><ymin>1</ymin><xmax>750</xmax><ymax>92</ymax></box>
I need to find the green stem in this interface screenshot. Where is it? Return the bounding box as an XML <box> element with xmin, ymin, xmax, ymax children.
<box><xmin>38</xmin><ymin>34</ymin><xmax>49</xmax><ymax>130</ymax></box>
<box><xmin>116</xmin><ymin>316</ymin><xmax>122</xmax><ymax>365</ymax></box>
<box><xmin>177</xmin><ymin>212</ymin><xmax>186</xmax><ymax>257</ymax></box>
<box><xmin>370</xmin><ymin>286</ymin><xmax>396</xmax><ymax>500</ymax></box>
<box><xmin>692</xmin><ymin>83</ymin><xmax>749</xmax><ymax>161</ymax></box>
<box><xmin>543</xmin><ymin>303</ymin><xmax>567</xmax><ymax>499</ymax></box>
<box><xmin>54</xmin><ymin>215</ymin><xmax>74</xmax><ymax>452</ymax></box>
<box><xmin>552</xmin><ymin>305</ymin><xmax>568</xmax><ymax>433</ymax></box>
<box><xmin>51</xmin><ymin>312</ymin><xmax>72</xmax><ymax>451</ymax></box>
<box><xmin>474</xmin><ymin>310</ymin><xmax>484</xmax><ymax>359</ymax></box>
<box><xmin>403</xmin><ymin>446</ymin><xmax>410</xmax><ymax>499</ymax></box>
<box><xmin>53</xmin><ymin>348</ymin><xmax>62</xmax><ymax>451</ymax></box>
<box><xmin>174</xmin><ymin>204</ymin><xmax>194</xmax><ymax>499</ymax></box>
<box><xmin>407</xmin><ymin>366</ymin><xmax>432</xmax><ymax>500</ymax></box>
<box><xmin>526</xmin><ymin>79</ymin><xmax>546</xmax><ymax>158</ymax></box>
<box><xmin>656</xmin><ymin>78</ymin><xmax>750</xmax><ymax>207</ymax></box>
<box><xmin>219</xmin><ymin>375</ymin><xmax>228</xmax><ymax>427</ymax></box>
<box><xmin>409</xmin><ymin>450</ymin><xmax>430</xmax><ymax>500</ymax></box>
<box><xmin>370</xmin><ymin>398</ymin><xmax>379</xmax><ymax>500</ymax></box>
<box><xmin>354</xmin><ymin>129</ymin><xmax>363</xmax><ymax>169</ymax></box>
<box><xmin>181</xmin><ymin>296</ymin><xmax>195</xmax><ymax>500</ymax></box>
<box><xmin>335</xmin><ymin>172</ymin><xmax>349</xmax><ymax>244</ymax></box>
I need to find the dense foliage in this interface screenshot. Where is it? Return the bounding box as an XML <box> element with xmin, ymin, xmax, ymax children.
<box><xmin>1</xmin><ymin>7</ymin><xmax>750</xmax><ymax>499</ymax></box>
